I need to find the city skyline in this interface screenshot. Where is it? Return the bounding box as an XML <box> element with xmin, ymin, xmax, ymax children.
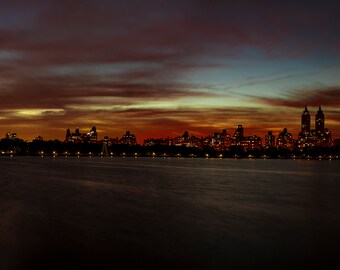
<box><xmin>3</xmin><ymin>106</ymin><xmax>337</xmax><ymax>145</ymax></box>
<box><xmin>1</xmin><ymin>105</ymin><xmax>337</xmax><ymax>159</ymax></box>
<box><xmin>0</xmin><ymin>1</ymin><xmax>340</xmax><ymax>141</ymax></box>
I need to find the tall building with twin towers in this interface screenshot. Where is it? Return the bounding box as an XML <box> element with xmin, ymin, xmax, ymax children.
<box><xmin>301</xmin><ymin>106</ymin><xmax>325</xmax><ymax>134</ymax></box>
<box><xmin>298</xmin><ymin>106</ymin><xmax>332</xmax><ymax>149</ymax></box>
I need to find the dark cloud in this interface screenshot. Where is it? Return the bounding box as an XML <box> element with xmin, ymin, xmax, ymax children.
<box><xmin>0</xmin><ymin>72</ymin><xmax>216</xmax><ymax>109</ymax></box>
<box><xmin>1</xmin><ymin>1</ymin><xmax>339</xmax><ymax>81</ymax></box>
<box><xmin>2</xmin><ymin>0</ymin><xmax>339</xmax><ymax>67</ymax></box>
<box><xmin>252</xmin><ymin>87</ymin><xmax>340</xmax><ymax>108</ymax></box>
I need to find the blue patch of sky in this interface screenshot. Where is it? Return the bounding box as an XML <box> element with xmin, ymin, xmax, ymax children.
<box><xmin>178</xmin><ymin>45</ymin><xmax>340</xmax><ymax>97</ymax></box>
<box><xmin>0</xmin><ymin>8</ymin><xmax>40</xmax><ymax>29</ymax></box>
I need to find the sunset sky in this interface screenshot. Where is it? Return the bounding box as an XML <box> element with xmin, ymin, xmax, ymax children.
<box><xmin>0</xmin><ymin>0</ymin><xmax>340</xmax><ymax>142</ymax></box>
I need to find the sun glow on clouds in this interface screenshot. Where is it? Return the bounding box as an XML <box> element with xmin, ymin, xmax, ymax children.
<box><xmin>13</xmin><ymin>109</ymin><xmax>65</xmax><ymax>117</ymax></box>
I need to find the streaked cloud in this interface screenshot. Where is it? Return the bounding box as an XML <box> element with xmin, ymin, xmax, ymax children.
<box><xmin>250</xmin><ymin>87</ymin><xmax>340</xmax><ymax>108</ymax></box>
<box><xmin>0</xmin><ymin>0</ymin><xmax>339</xmax><ymax>140</ymax></box>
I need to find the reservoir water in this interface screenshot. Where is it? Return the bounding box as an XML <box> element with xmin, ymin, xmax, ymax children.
<box><xmin>0</xmin><ymin>157</ymin><xmax>339</xmax><ymax>269</ymax></box>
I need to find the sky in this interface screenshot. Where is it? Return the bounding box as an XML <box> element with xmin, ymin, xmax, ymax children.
<box><xmin>0</xmin><ymin>0</ymin><xmax>340</xmax><ymax>142</ymax></box>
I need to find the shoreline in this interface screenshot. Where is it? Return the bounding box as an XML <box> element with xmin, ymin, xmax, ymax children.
<box><xmin>1</xmin><ymin>154</ymin><xmax>339</xmax><ymax>160</ymax></box>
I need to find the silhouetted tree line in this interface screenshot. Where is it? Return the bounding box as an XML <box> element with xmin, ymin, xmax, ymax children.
<box><xmin>0</xmin><ymin>138</ymin><xmax>339</xmax><ymax>159</ymax></box>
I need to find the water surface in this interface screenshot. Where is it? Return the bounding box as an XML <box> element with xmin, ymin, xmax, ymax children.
<box><xmin>0</xmin><ymin>157</ymin><xmax>339</xmax><ymax>269</ymax></box>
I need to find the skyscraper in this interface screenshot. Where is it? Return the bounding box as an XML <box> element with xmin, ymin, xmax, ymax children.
<box><xmin>265</xmin><ymin>131</ymin><xmax>275</xmax><ymax>148</ymax></box>
<box><xmin>89</xmin><ymin>126</ymin><xmax>97</xmax><ymax>142</ymax></box>
<box><xmin>233</xmin><ymin>125</ymin><xmax>244</xmax><ymax>140</ymax></box>
<box><xmin>301</xmin><ymin>106</ymin><xmax>310</xmax><ymax>133</ymax></box>
<box><xmin>315</xmin><ymin>106</ymin><xmax>325</xmax><ymax>134</ymax></box>
<box><xmin>277</xmin><ymin>128</ymin><xmax>293</xmax><ymax>150</ymax></box>
<box><xmin>120</xmin><ymin>131</ymin><xmax>137</xmax><ymax>145</ymax></box>
<box><xmin>66</xmin><ymin>128</ymin><xmax>71</xmax><ymax>141</ymax></box>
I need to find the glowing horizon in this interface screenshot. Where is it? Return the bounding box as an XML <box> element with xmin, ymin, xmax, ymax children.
<box><xmin>0</xmin><ymin>1</ymin><xmax>339</xmax><ymax>142</ymax></box>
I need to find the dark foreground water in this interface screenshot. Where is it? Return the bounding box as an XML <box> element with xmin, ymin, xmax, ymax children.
<box><xmin>0</xmin><ymin>157</ymin><xmax>339</xmax><ymax>270</ymax></box>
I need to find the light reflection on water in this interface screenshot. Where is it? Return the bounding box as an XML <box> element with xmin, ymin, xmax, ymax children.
<box><xmin>0</xmin><ymin>157</ymin><xmax>339</xmax><ymax>269</ymax></box>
